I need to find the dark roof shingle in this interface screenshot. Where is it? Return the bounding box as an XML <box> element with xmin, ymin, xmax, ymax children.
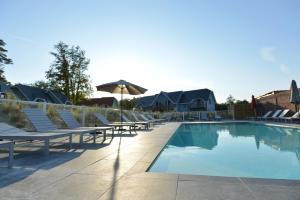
<box><xmin>138</xmin><ymin>89</ymin><xmax>214</xmax><ymax>107</ymax></box>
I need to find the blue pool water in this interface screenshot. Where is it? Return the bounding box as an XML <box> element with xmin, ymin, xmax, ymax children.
<box><xmin>149</xmin><ymin>123</ymin><xmax>300</xmax><ymax>180</ymax></box>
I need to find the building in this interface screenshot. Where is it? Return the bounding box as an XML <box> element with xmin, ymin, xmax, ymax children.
<box><xmin>256</xmin><ymin>89</ymin><xmax>300</xmax><ymax>114</ymax></box>
<box><xmin>10</xmin><ymin>84</ymin><xmax>72</xmax><ymax>104</ymax></box>
<box><xmin>0</xmin><ymin>82</ymin><xmax>11</xmax><ymax>98</ymax></box>
<box><xmin>80</xmin><ymin>97</ymin><xmax>118</xmax><ymax>108</ymax></box>
<box><xmin>136</xmin><ymin>89</ymin><xmax>216</xmax><ymax>112</ymax></box>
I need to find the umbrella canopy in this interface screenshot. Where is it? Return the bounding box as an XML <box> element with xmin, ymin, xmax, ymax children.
<box><xmin>96</xmin><ymin>79</ymin><xmax>147</xmax><ymax>95</ymax></box>
<box><xmin>289</xmin><ymin>80</ymin><xmax>300</xmax><ymax>111</ymax></box>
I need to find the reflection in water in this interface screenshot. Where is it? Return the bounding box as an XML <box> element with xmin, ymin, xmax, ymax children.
<box><xmin>169</xmin><ymin>124</ymin><xmax>218</xmax><ymax>150</ymax></box>
<box><xmin>169</xmin><ymin>123</ymin><xmax>300</xmax><ymax>161</ymax></box>
<box><xmin>229</xmin><ymin>123</ymin><xmax>300</xmax><ymax>161</ymax></box>
<box><xmin>150</xmin><ymin>123</ymin><xmax>300</xmax><ymax>180</ymax></box>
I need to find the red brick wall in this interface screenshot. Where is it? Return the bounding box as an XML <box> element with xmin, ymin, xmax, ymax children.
<box><xmin>257</xmin><ymin>91</ymin><xmax>298</xmax><ymax>115</ymax></box>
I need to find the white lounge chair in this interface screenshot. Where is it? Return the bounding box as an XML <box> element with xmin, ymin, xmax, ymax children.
<box><xmin>23</xmin><ymin>108</ymin><xmax>97</xmax><ymax>145</ymax></box>
<box><xmin>94</xmin><ymin>113</ymin><xmax>136</xmax><ymax>133</ymax></box>
<box><xmin>121</xmin><ymin>114</ymin><xmax>150</xmax><ymax>130</ymax></box>
<box><xmin>281</xmin><ymin>111</ymin><xmax>300</xmax><ymax>123</ymax></box>
<box><xmin>274</xmin><ymin>109</ymin><xmax>290</xmax><ymax>121</ymax></box>
<box><xmin>140</xmin><ymin>113</ymin><xmax>166</xmax><ymax>124</ymax></box>
<box><xmin>143</xmin><ymin>113</ymin><xmax>165</xmax><ymax>123</ymax></box>
<box><xmin>57</xmin><ymin>110</ymin><xmax>114</xmax><ymax>141</ymax></box>
<box><xmin>257</xmin><ymin>111</ymin><xmax>273</xmax><ymax>120</ymax></box>
<box><xmin>201</xmin><ymin>112</ymin><xmax>209</xmax><ymax>121</ymax></box>
<box><xmin>265</xmin><ymin>109</ymin><xmax>283</xmax><ymax>120</ymax></box>
<box><xmin>215</xmin><ymin>113</ymin><xmax>222</xmax><ymax>121</ymax></box>
<box><xmin>0</xmin><ymin>122</ymin><xmax>72</xmax><ymax>156</ymax></box>
<box><xmin>0</xmin><ymin>140</ymin><xmax>14</xmax><ymax>167</ymax></box>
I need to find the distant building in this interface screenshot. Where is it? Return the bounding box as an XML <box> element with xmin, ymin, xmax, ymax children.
<box><xmin>0</xmin><ymin>82</ymin><xmax>11</xmax><ymax>98</ymax></box>
<box><xmin>136</xmin><ymin>89</ymin><xmax>216</xmax><ymax>112</ymax></box>
<box><xmin>10</xmin><ymin>84</ymin><xmax>72</xmax><ymax>104</ymax></box>
<box><xmin>80</xmin><ymin>97</ymin><xmax>118</xmax><ymax>108</ymax></box>
<box><xmin>256</xmin><ymin>89</ymin><xmax>300</xmax><ymax>113</ymax></box>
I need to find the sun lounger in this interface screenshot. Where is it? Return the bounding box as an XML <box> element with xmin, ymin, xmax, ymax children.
<box><xmin>143</xmin><ymin>113</ymin><xmax>165</xmax><ymax>123</ymax></box>
<box><xmin>201</xmin><ymin>112</ymin><xmax>209</xmax><ymax>121</ymax></box>
<box><xmin>274</xmin><ymin>109</ymin><xmax>290</xmax><ymax>121</ymax></box>
<box><xmin>134</xmin><ymin>113</ymin><xmax>154</xmax><ymax>123</ymax></box>
<box><xmin>214</xmin><ymin>113</ymin><xmax>222</xmax><ymax>121</ymax></box>
<box><xmin>23</xmin><ymin>108</ymin><xmax>96</xmax><ymax>145</ymax></box>
<box><xmin>0</xmin><ymin>140</ymin><xmax>14</xmax><ymax>167</ymax></box>
<box><xmin>282</xmin><ymin>111</ymin><xmax>300</xmax><ymax>123</ymax></box>
<box><xmin>265</xmin><ymin>109</ymin><xmax>282</xmax><ymax>120</ymax></box>
<box><xmin>121</xmin><ymin>114</ymin><xmax>150</xmax><ymax>130</ymax></box>
<box><xmin>57</xmin><ymin>110</ymin><xmax>114</xmax><ymax>141</ymax></box>
<box><xmin>162</xmin><ymin>113</ymin><xmax>172</xmax><ymax>121</ymax></box>
<box><xmin>0</xmin><ymin>123</ymin><xmax>72</xmax><ymax>156</ymax></box>
<box><xmin>256</xmin><ymin>111</ymin><xmax>273</xmax><ymax>120</ymax></box>
<box><xmin>94</xmin><ymin>113</ymin><xmax>136</xmax><ymax>133</ymax></box>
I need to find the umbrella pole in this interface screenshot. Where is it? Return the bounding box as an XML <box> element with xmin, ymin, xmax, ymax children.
<box><xmin>121</xmin><ymin>87</ymin><xmax>123</xmax><ymax>126</ymax></box>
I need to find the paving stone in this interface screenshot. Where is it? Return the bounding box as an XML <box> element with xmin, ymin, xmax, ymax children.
<box><xmin>33</xmin><ymin>173</ymin><xmax>113</xmax><ymax>200</ymax></box>
<box><xmin>176</xmin><ymin>180</ymin><xmax>255</xmax><ymax>200</ymax></box>
<box><xmin>98</xmin><ymin>176</ymin><xmax>178</xmax><ymax>200</ymax></box>
<box><xmin>246</xmin><ymin>184</ymin><xmax>300</xmax><ymax>200</ymax></box>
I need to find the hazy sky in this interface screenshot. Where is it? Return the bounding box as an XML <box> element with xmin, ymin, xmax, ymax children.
<box><xmin>1</xmin><ymin>0</ymin><xmax>300</xmax><ymax>102</ymax></box>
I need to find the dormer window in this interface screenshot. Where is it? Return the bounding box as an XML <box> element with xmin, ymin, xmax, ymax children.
<box><xmin>34</xmin><ymin>98</ymin><xmax>46</xmax><ymax>102</ymax></box>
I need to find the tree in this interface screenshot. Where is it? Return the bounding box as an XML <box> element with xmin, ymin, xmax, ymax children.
<box><xmin>0</xmin><ymin>39</ymin><xmax>13</xmax><ymax>83</ymax></box>
<box><xmin>120</xmin><ymin>98</ymin><xmax>138</xmax><ymax>110</ymax></box>
<box><xmin>31</xmin><ymin>80</ymin><xmax>50</xmax><ymax>90</ymax></box>
<box><xmin>46</xmin><ymin>42</ymin><xmax>92</xmax><ymax>104</ymax></box>
<box><xmin>226</xmin><ymin>95</ymin><xmax>236</xmax><ymax>105</ymax></box>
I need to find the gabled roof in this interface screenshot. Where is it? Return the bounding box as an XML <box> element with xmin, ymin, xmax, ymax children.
<box><xmin>137</xmin><ymin>95</ymin><xmax>157</xmax><ymax>107</ymax></box>
<box><xmin>80</xmin><ymin>97</ymin><xmax>117</xmax><ymax>107</ymax></box>
<box><xmin>11</xmin><ymin>84</ymin><xmax>71</xmax><ymax>104</ymax></box>
<box><xmin>137</xmin><ymin>88</ymin><xmax>215</xmax><ymax>107</ymax></box>
<box><xmin>167</xmin><ymin>91</ymin><xmax>183</xmax><ymax>103</ymax></box>
<box><xmin>48</xmin><ymin>90</ymin><xmax>71</xmax><ymax>104</ymax></box>
<box><xmin>149</xmin><ymin>91</ymin><xmax>175</xmax><ymax>106</ymax></box>
<box><xmin>178</xmin><ymin>89</ymin><xmax>213</xmax><ymax>104</ymax></box>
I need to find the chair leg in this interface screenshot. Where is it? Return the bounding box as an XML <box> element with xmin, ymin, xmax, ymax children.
<box><xmin>8</xmin><ymin>143</ymin><xmax>14</xmax><ymax>168</ymax></box>
<box><xmin>103</xmin><ymin>130</ymin><xmax>106</xmax><ymax>141</ymax></box>
<box><xmin>69</xmin><ymin>135</ymin><xmax>72</xmax><ymax>149</ymax></box>
<box><xmin>80</xmin><ymin>133</ymin><xmax>83</xmax><ymax>146</ymax></box>
<box><xmin>93</xmin><ymin>132</ymin><xmax>96</xmax><ymax>143</ymax></box>
<box><xmin>44</xmin><ymin>139</ymin><xmax>50</xmax><ymax>157</ymax></box>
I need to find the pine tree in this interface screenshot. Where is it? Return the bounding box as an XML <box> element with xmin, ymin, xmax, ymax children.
<box><xmin>0</xmin><ymin>39</ymin><xmax>13</xmax><ymax>83</ymax></box>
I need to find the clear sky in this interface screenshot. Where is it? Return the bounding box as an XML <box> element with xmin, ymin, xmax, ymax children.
<box><xmin>1</xmin><ymin>0</ymin><xmax>300</xmax><ymax>103</ymax></box>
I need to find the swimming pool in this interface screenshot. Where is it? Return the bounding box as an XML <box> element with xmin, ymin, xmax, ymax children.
<box><xmin>148</xmin><ymin>122</ymin><xmax>300</xmax><ymax>180</ymax></box>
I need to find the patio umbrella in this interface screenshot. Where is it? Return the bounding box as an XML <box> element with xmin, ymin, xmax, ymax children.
<box><xmin>96</xmin><ymin>79</ymin><xmax>147</xmax><ymax>123</ymax></box>
<box><xmin>289</xmin><ymin>80</ymin><xmax>300</xmax><ymax>112</ymax></box>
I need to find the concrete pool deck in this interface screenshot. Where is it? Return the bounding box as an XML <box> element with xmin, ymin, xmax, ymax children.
<box><xmin>0</xmin><ymin>121</ymin><xmax>299</xmax><ymax>200</ymax></box>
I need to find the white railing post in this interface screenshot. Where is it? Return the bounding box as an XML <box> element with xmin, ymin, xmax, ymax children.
<box><xmin>232</xmin><ymin>104</ymin><xmax>235</xmax><ymax>120</ymax></box>
<box><xmin>81</xmin><ymin>106</ymin><xmax>86</xmax><ymax>126</ymax></box>
<box><xmin>182</xmin><ymin>112</ymin><xmax>184</xmax><ymax>121</ymax></box>
<box><xmin>42</xmin><ymin>102</ymin><xmax>47</xmax><ymax>113</ymax></box>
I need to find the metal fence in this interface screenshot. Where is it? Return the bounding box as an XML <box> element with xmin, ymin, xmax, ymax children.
<box><xmin>0</xmin><ymin>99</ymin><xmax>233</xmax><ymax>131</ymax></box>
<box><xmin>157</xmin><ymin>110</ymin><xmax>233</xmax><ymax>122</ymax></box>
